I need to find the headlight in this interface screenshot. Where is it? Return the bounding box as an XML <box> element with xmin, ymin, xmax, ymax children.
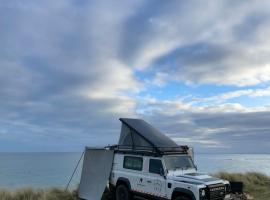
<box><xmin>199</xmin><ymin>187</ymin><xmax>207</xmax><ymax>199</ymax></box>
<box><xmin>201</xmin><ymin>189</ymin><xmax>206</xmax><ymax>197</ymax></box>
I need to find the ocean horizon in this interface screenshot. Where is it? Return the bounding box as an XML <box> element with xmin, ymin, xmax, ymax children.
<box><xmin>0</xmin><ymin>153</ymin><xmax>269</xmax><ymax>189</ymax></box>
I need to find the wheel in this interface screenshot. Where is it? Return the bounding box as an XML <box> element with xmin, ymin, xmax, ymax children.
<box><xmin>115</xmin><ymin>184</ymin><xmax>131</xmax><ymax>200</ymax></box>
<box><xmin>174</xmin><ymin>196</ymin><xmax>191</xmax><ymax>200</ymax></box>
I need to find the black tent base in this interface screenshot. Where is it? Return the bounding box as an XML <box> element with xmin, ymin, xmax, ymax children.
<box><xmin>109</xmin><ymin>145</ymin><xmax>189</xmax><ymax>156</ymax></box>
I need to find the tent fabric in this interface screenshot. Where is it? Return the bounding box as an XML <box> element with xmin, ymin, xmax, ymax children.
<box><xmin>118</xmin><ymin>123</ymin><xmax>153</xmax><ymax>150</ymax></box>
<box><xmin>119</xmin><ymin>118</ymin><xmax>179</xmax><ymax>150</ymax></box>
<box><xmin>78</xmin><ymin>148</ymin><xmax>114</xmax><ymax>200</ymax></box>
<box><xmin>118</xmin><ymin>123</ymin><xmax>133</xmax><ymax>146</ymax></box>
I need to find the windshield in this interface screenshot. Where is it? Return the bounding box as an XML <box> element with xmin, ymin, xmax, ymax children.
<box><xmin>164</xmin><ymin>155</ymin><xmax>195</xmax><ymax>170</ymax></box>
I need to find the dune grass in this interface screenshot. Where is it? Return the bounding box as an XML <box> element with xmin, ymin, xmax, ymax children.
<box><xmin>0</xmin><ymin>172</ymin><xmax>269</xmax><ymax>200</ymax></box>
<box><xmin>0</xmin><ymin>188</ymin><xmax>79</xmax><ymax>200</ymax></box>
<box><xmin>214</xmin><ymin>172</ymin><xmax>270</xmax><ymax>200</ymax></box>
<box><xmin>0</xmin><ymin>188</ymin><xmax>113</xmax><ymax>200</ymax></box>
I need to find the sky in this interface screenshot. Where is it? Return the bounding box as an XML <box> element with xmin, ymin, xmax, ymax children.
<box><xmin>1</xmin><ymin>0</ymin><xmax>270</xmax><ymax>153</ymax></box>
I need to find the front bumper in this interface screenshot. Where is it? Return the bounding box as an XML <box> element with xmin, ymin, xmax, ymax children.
<box><xmin>224</xmin><ymin>194</ymin><xmax>232</xmax><ymax>200</ymax></box>
<box><xmin>200</xmin><ymin>183</ymin><xmax>230</xmax><ymax>200</ymax></box>
<box><xmin>200</xmin><ymin>194</ymin><xmax>231</xmax><ymax>200</ymax></box>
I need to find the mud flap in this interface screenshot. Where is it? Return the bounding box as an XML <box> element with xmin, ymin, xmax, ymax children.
<box><xmin>78</xmin><ymin>148</ymin><xmax>114</xmax><ymax>200</ymax></box>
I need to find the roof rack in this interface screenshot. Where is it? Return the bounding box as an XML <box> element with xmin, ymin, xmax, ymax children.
<box><xmin>108</xmin><ymin>145</ymin><xmax>189</xmax><ymax>156</ymax></box>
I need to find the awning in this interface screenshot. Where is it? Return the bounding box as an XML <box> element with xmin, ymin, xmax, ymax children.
<box><xmin>78</xmin><ymin>148</ymin><xmax>114</xmax><ymax>200</ymax></box>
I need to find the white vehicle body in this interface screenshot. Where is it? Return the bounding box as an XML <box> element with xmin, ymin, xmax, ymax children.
<box><xmin>110</xmin><ymin>153</ymin><xmax>230</xmax><ymax>200</ymax></box>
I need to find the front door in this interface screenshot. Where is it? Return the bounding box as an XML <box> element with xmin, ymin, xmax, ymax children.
<box><xmin>143</xmin><ymin>158</ymin><xmax>167</xmax><ymax>199</ymax></box>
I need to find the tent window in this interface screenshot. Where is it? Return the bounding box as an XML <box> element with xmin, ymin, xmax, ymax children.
<box><xmin>123</xmin><ymin>156</ymin><xmax>143</xmax><ymax>171</ymax></box>
<box><xmin>149</xmin><ymin>159</ymin><xmax>164</xmax><ymax>174</ymax></box>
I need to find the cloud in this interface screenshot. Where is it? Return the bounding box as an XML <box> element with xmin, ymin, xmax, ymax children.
<box><xmin>0</xmin><ymin>0</ymin><xmax>143</xmax><ymax>151</ymax></box>
<box><xmin>162</xmin><ymin>43</ymin><xmax>270</xmax><ymax>86</ymax></box>
<box><xmin>136</xmin><ymin>97</ymin><xmax>270</xmax><ymax>153</ymax></box>
<box><xmin>140</xmin><ymin>106</ymin><xmax>270</xmax><ymax>153</ymax></box>
<box><xmin>0</xmin><ymin>0</ymin><xmax>270</xmax><ymax>153</ymax></box>
<box><xmin>119</xmin><ymin>0</ymin><xmax>270</xmax><ymax>86</ymax></box>
<box><xmin>192</xmin><ymin>87</ymin><xmax>270</xmax><ymax>105</ymax></box>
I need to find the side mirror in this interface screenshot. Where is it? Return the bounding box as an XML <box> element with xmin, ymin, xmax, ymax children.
<box><xmin>159</xmin><ymin>168</ymin><xmax>164</xmax><ymax>176</ymax></box>
<box><xmin>160</xmin><ymin>168</ymin><xmax>166</xmax><ymax>179</ymax></box>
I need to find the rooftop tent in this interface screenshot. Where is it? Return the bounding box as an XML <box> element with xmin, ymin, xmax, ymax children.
<box><xmin>118</xmin><ymin>118</ymin><xmax>181</xmax><ymax>153</ymax></box>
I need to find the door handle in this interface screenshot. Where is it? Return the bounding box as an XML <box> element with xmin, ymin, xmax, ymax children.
<box><xmin>147</xmin><ymin>180</ymin><xmax>152</xmax><ymax>183</ymax></box>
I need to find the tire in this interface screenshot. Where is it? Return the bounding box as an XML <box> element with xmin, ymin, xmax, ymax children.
<box><xmin>174</xmin><ymin>196</ymin><xmax>191</xmax><ymax>200</ymax></box>
<box><xmin>115</xmin><ymin>184</ymin><xmax>131</xmax><ymax>200</ymax></box>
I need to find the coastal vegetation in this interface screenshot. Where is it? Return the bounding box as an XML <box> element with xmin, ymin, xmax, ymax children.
<box><xmin>215</xmin><ymin>172</ymin><xmax>270</xmax><ymax>200</ymax></box>
<box><xmin>0</xmin><ymin>188</ymin><xmax>79</xmax><ymax>200</ymax></box>
<box><xmin>0</xmin><ymin>172</ymin><xmax>269</xmax><ymax>200</ymax></box>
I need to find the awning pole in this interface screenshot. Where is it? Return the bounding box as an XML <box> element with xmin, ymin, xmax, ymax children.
<box><xmin>65</xmin><ymin>150</ymin><xmax>85</xmax><ymax>191</ymax></box>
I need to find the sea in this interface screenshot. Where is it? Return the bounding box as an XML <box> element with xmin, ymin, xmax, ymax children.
<box><xmin>0</xmin><ymin>153</ymin><xmax>269</xmax><ymax>189</ymax></box>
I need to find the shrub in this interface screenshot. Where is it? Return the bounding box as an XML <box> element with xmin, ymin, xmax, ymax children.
<box><xmin>214</xmin><ymin>172</ymin><xmax>270</xmax><ymax>200</ymax></box>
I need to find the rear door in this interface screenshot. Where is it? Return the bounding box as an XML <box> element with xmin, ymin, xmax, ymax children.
<box><xmin>122</xmin><ymin>155</ymin><xmax>144</xmax><ymax>192</ymax></box>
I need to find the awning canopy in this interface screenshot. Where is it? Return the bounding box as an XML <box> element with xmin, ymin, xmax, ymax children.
<box><xmin>78</xmin><ymin>148</ymin><xmax>114</xmax><ymax>200</ymax></box>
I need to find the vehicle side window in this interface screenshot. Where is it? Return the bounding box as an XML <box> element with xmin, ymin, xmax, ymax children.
<box><xmin>149</xmin><ymin>159</ymin><xmax>164</xmax><ymax>174</ymax></box>
<box><xmin>123</xmin><ymin>156</ymin><xmax>143</xmax><ymax>171</ymax></box>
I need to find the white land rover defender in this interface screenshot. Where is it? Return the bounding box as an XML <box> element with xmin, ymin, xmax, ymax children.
<box><xmin>78</xmin><ymin>118</ymin><xmax>231</xmax><ymax>200</ymax></box>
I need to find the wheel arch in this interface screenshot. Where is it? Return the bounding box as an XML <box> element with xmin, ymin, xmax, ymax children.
<box><xmin>172</xmin><ymin>188</ymin><xmax>196</xmax><ymax>200</ymax></box>
<box><xmin>116</xmin><ymin>177</ymin><xmax>131</xmax><ymax>191</ymax></box>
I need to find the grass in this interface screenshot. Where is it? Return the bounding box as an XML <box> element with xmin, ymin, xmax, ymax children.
<box><xmin>214</xmin><ymin>172</ymin><xmax>270</xmax><ymax>200</ymax></box>
<box><xmin>0</xmin><ymin>172</ymin><xmax>269</xmax><ymax>200</ymax></box>
<box><xmin>0</xmin><ymin>188</ymin><xmax>113</xmax><ymax>200</ymax></box>
<box><xmin>0</xmin><ymin>188</ymin><xmax>80</xmax><ymax>200</ymax></box>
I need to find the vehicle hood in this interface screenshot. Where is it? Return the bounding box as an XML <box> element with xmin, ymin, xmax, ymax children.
<box><xmin>167</xmin><ymin>172</ymin><xmax>224</xmax><ymax>185</ymax></box>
